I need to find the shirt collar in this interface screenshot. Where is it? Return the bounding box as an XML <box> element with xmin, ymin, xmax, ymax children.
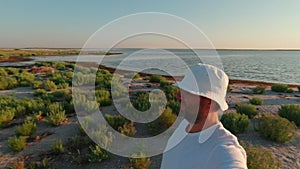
<box><xmin>197</xmin><ymin>122</ymin><xmax>220</xmax><ymax>143</ymax></box>
<box><xmin>182</xmin><ymin>120</ymin><xmax>220</xmax><ymax>144</ymax></box>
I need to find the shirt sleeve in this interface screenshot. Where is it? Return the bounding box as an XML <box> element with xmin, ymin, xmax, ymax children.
<box><xmin>209</xmin><ymin>144</ymin><xmax>248</xmax><ymax>169</ymax></box>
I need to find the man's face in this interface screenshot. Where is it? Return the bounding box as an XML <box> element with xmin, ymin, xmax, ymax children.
<box><xmin>176</xmin><ymin>89</ymin><xmax>200</xmax><ymax>123</ymax></box>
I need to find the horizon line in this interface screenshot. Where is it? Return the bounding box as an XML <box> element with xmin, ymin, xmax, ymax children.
<box><xmin>1</xmin><ymin>47</ymin><xmax>300</xmax><ymax>51</ymax></box>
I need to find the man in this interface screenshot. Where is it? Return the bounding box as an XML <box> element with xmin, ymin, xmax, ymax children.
<box><xmin>161</xmin><ymin>63</ymin><xmax>247</xmax><ymax>169</ymax></box>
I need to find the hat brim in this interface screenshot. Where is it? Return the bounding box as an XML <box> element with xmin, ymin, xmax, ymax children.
<box><xmin>173</xmin><ymin>82</ymin><xmax>228</xmax><ymax>111</ymax></box>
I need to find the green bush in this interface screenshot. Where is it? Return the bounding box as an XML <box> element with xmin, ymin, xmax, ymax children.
<box><xmin>55</xmin><ymin>62</ymin><xmax>66</xmax><ymax>70</ymax></box>
<box><xmin>18</xmin><ymin>72</ymin><xmax>35</xmax><ymax>86</ymax></box>
<box><xmin>256</xmin><ymin>115</ymin><xmax>296</xmax><ymax>143</ymax></box>
<box><xmin>159</xmin><ymin>107</ymin><xmax>177</xmax><ymax>127</ymax></box>
<box><xmin>43</xmin><ymin>80</ymin><xmax>57</xmax><ymax>91</ymax></box>
<box><xmin>32</xmin><ymin>80</ymin><xmax>43</xmax><ymax>89</ymax></box>
<box><xmin>298</xmin><ymin>85</ymin><xmax>300</xmax><ymax>91</ymax></box>
<box><xmin>0</xmin><ymin>108</ymin><xmax>15</xmax><ymax>128</ymax></box>
<box><xmin>5</xmin><ymin>67</ymin><xmax>19</xmax><ymax>75</ymax></box>
<box><xmin>241</xmin><ymin>141</ymin><xmax>281</xmax><ymax>169</ymax></box>
<box><xmin>0</xmin><ymin>67</ymin><xmax>8</xmax><ymax>76</ymax></box>
<box><xmin>278</xmin><ymin>104</ymin><xmax>300</xmax><ymax>126</ymax></box>
<box><xmin>132</xmin><ymin>92</ymin><xmax>151</xmax><ymax>111</ymax></box>
<box><xmin>105</xmin><ymin>114</ymin><xmax>129</xmax><ymax>131</ymax></box>
<box><xmin>271</xmin><ymin>84</ymin><xmax>288</xmax><ymax>92</ymax></box>
<box><xmin>88</xmin><ymin>145</ymin><xmax>110</xmax><ymax>162</ymax></box>
<box><xmin>95</xmin><ymin>70</ymin><xmax>112</xmax><ymax>89</ymax></box>
<box><xmin>249</xmin><ymin>97</ymin><xmax>264</xmax><ymax>105</ymax></box>
<box><xmin>160</xmin><ymin>79</ymin><xmax>172</xmax><ymax>88</ymax></box>
<box><xmin>96</xmin><ymin>89</ymin><xmax>112</xmax><ymax>106</ymax></box>
<box><xmin>64</xmin><ymin>71</ymin><xmax>74</xmax><ymax>79</ymax></box>
<box><xmin>286</xmin><ymin>88</ymin><xmax>294</xmax><ymax>93</ymax></box>
<box><xmin>8</xmin><ymin>136</ymin><xmax>26</xmax><ymax>152</ymax></box>
<box><xmin>149</xmin><ymin>74</ymin><xmax>164</xmax><ymax>83</ymax></box>
<box><xmin>46</xmin><ymin>103</ymin><xmax>66</xmax><ymax>126</ymax></box>
<box><xmin>34</xmin><ymin>89</ymin><xmax>47</xmax><ymax>97</ymax></box>
<box><xmin>221</xmin><ymin>112</ymin><xmax>250</xmax><ymax>134</ymax></box>
<box><xmin>52</xmin><ymin>139</ymin><xmax>64</xmax><ymax>153</ymax></box>
<box><xmin>253</xmin><ymin>86</ymin><xmax>266</xmax><ymax>94</ymax></box>
<box><xmin>15</xmin><ymin>120</ymin><xmax>37</xmax><ymax>136</ymax></box>
<box><xmin>236</xmin><ymin>104</ymin><xmax>258</xmax><ymax>119</ymax></box>
<box><xmin>52</xmin><ymin>90</ymin><xmax>69</xmax><ymax>98</ymax></box>
<box><xmin>57</xmin><ymin>82</ymin><xmax>69</xmax><ymax>89</ymax></box>
<box><xmin>0</xmin><ymin>77</ymin><xmax>10</xmax><ymax>90</ymax></box>
<box><xmin>118</xmin><ymin>121</ymin><xmax>137</xmax><ymax>137</ymax></box>
<box><xmin>130</xmin><ymin>152</ymin><xmax>151</xmax><ymax>169</ymax></box>
<box><xmin>0</xmin><ymin>77</ymin><xmax>18</xmax><ymax>90</ymax></box>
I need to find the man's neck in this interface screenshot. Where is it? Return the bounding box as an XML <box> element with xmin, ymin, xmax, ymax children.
<box><xmin>186</xmin><ymin>111</ymin><xmax>219</xmax><ymax>133</ymax></box>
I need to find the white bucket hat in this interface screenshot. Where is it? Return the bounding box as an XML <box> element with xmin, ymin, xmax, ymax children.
<box><xmin>173</xmin><ymin>63</ymin><xmax>229</xmax><ymax>111</ymax></box>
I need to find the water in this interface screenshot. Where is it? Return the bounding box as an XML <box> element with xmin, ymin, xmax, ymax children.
<box><xmin>0</xmin><ymin>49</ymin><xmax>299</xmax><ymax>85</ymax></box>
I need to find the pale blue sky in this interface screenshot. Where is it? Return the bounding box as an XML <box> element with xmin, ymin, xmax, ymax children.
<box><xmin>0</xmin><ymin>0</ymin><xmax>299</xmax><ymax>49</ymax></box>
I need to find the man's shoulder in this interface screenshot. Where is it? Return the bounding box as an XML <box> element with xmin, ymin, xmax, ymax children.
<box><xmin>208</xmin><ymin>124</ymin><xmax>247</xmax><ymax>168</ymax></box>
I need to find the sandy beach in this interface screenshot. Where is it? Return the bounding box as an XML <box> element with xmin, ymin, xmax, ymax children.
<box><xmin>0</xmin><ymin>63</ymin><xmax>299</xmax><ymax>168</ymax></box>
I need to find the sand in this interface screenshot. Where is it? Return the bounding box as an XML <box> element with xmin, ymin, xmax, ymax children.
<box><xmin>0</xmin><ymin>76</ymin><xmax>299</xmax><ymax>168</ymax></box>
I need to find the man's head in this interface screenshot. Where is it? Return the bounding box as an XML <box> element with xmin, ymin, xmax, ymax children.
<box><xmin>174</xmin><ymin>64</ymin><xmax>229</xmax><ymax>123</ymax></box>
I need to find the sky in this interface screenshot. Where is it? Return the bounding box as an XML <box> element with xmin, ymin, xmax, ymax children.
<box><xmin>0</xmin><ymin>0</ymin><xmax>299</xmax><ymax>49</ymax></box>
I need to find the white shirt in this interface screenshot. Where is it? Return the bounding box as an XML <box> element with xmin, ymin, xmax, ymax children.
<box><xmin>161</xmin><ymin>120</ymin><xmax>247</xmax><ymax>169</ymax></box>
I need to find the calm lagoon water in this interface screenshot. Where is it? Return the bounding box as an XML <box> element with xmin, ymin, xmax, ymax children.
<box><xmin>1</xmin><ymin>49</ymin><xmax>299</xmax><ymax>85</ymax></box>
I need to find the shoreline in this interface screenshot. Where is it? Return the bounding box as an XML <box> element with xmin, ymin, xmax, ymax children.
<box><xmin>0</xmin><ymin>57</ymin><xmax>298</xmax><ymax>87</ymax></box>
<box><xmin>96</xmin><ymin>63</ymin><xmax>300</xmax><ymax>87</ymax></box>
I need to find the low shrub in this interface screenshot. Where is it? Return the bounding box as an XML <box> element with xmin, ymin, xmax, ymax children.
<box><xmin>0</xmin><ymin>108</ymin><xmax>15</xmax><ymax>128</ymax></box>
<box><xmin>32</xmin><ymin>80</ymin><xmax>43</xmax><ymax>89</ymax></box>
<box><xmin>236</xmin><ymin>104</ymin><xmax>258</xmax><ymax>119</ymax></box>
<box><xmin>18</xmin><ymin>72</ymin><xmax>35</xmax><ymax>87</ymax></box>
<box><xmin>34</xmin><ymin>89</ymin><xmax>47</xmax><ymax>97</ymax></box>
<box><xmin>278</xmin><ymin>104</ymin><xmax>300</xmax><ymax>126</ymax></box>
<box><xmin>118</xmin><ymin>121</ymin><xmax>137</xmax><ymax>137</ymax></box>
<box><xmin>0</xmin><ymin>77</ymin><xmax>18</xmax><ymax>90</ymax></box>
<box><xmin>15</xmin><ymin>120</ymin><xmax>37</xmax><ymax>136</ymax></box>
<box><xmin>249</xmin><ymin>97</ymin><xmax>264</xmax><ymax>105</ymax></box>
<box><xmin>5</xmin><ymin>67</ymin><xmax>19</xmax><ymax>75</ymax></box>
<box><xmin>132</xmin><ymin>92</ymin><xmax>150</xmax><ymax>111</ymax></box>
<box><xmin>88</xmin><ymin>145</ymin><xmax>110</xmax><ymax>162</ymax></box>
<box><xmin>159</xmin><ymin>107</ymin><xmax>177</xmax><ymax>127</ymax></box>
<box><xmin>256</xmin><ymin>115</ymin><xmax>296</xmax><ymax>143</ymax></box>
<box><xmin>271</xmin><ymin>84</ymin><xmax>288</xmax><ymax>92</ymax></box>
<box><xmin>240</xmin><ymin>141</ymin><xmax>281</xmax><ymax>169</ymax></box>
<box><xmin>130</xmin><ymin>152</ymin><xmax>151</xmax><ymax>169</ymax></box>
<box><xmin>298</xmin><ymin>85</ymin><xmax>300</xmax><ymax>91</ymax></box>
<box><xmin>52</xmin><ymin>90</ymin><xmax>69</xmax><ymax>98</ymax></box>
<box><xmin>221</xmin><ymin>112</ymin><xmax>250</xmax><ymax>134</ymax></box>
<box><xmin>43</xmin><ymin>80</ymin><xmax>57</xmax><ymax>91</ymax></box>
<box><xmin>105</xmin><ymin>114</ymin><xmax>129</xmax><ymax>131</ymax></box>
<box><xmin>57</xmin><ymin>82</ymin><xmax>69</xmax><ymax>89</ymax></box>
<box><xmin>252</xmin><ymin>86</ymin><xmax>266</xmax><ymax>94</ymax></box>
<box><xmin>160</xmin><ymin>79</ymin><xmax>172</xmax><ymax>88</ymax></box>
<box><xmin>52</xmin><ymin>139</ymin><xmax>64</xmax><ymax>153</ymax></box>
<box><xmin>0</xmin><ymin>67</ymin><xmax>8</xmax><ymax>76</ymax></box>
<box><xmin>8</xmin><ymin>136</ymin><xmax>26</xmax><ymax>152</ymax></box>
<box><xmin>55</xmin><ymin>62</ymin><xmax>66</xmax><ymax>70</ymax></box>
<box><xmin>46</xmin><ymin>103</ymin><xmax>66</xmax><ymax>126</ymax></box>
<box><xmin>96</xmin><ymin>89</ymin><xmax>112</xmax><ymax>106</ymax></box>
<box><xmin>149</xmin><ymin>74</ymin><xmax>164</xmax><ymax>83</ymax></box>
<box><xmin>64</xmin><ymin>71</ymin><xmax>74</xmax><ymax>79</ymax></box>
<box><xmin>286</xmin><ymin>88</ymin><xmax>294</xmax><ymax>93</ymax></box>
